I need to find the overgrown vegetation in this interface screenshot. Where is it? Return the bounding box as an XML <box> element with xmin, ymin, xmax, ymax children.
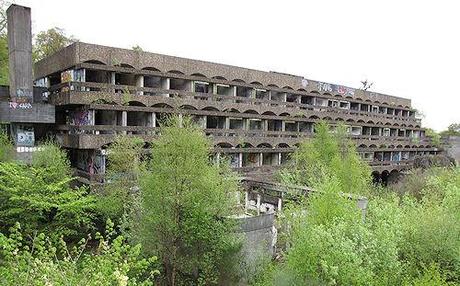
<box><xmin>139</xmin><ymin>116</ymin><xmax>241</xmax><ymax>285</ymax></box>
<box><xmin>253</xmin><ymin>122</ymin><xmax>460</xmax><ymax>286</ymax></box>
<box><xmin>1</xmin><ymin>113</ymin><xmax>459</xmax><ymax>285</ymax></box>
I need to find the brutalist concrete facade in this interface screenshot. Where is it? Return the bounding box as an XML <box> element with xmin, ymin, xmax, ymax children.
<box><xmin>32</xmin><ymin>42</ymin><xmax>438</xmax><ymax>184</ymax></box>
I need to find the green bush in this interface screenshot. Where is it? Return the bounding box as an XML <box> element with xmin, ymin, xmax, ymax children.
<box><xmin>0</xmin><ymin>221</ymin><xmax>159</xmax><ymax>286</ymax></box>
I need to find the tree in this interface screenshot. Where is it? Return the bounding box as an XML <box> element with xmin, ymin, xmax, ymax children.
<box><xmin>425</xmin><ymin>128</ymin><xmax>441</xmax><ymax>147</ymax></box>
<box><xmin>96</xmin><ymin>135</ymin><xmax>144</xmax><ymax>225</ymax></box>
<box><xmin>280</xmin><ymin>121</ymin><xmax>371</xmax><ymax>193</ymax></box>
<box><xmin>132</xmin><ymin>45</ymin><xmax>143</xmax><ymax>52</ymax></box>
<box><xmin>33</xmin><ymin>27</ymin><xmax>76</xmax><ymax>62</ymax></box>
<box><xmin>440</xmin><ymin>123</ymin><xmax>460</xmax><ymax>137</ymax></box>
<box><xmin>140</xmin><ymin>116</ymin><xmax>241</xmax><ymax>285</ymax></box>
<box><xmin>0</xmin><ymin>142</ymin><xmax>95</xmax><ymax>240</ymax></box>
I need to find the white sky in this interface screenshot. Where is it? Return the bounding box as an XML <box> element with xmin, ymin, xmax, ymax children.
<box><xmin>16</xmin><ymin>0</ymin><xmax>460</xmax><ymax>131</ymax></box>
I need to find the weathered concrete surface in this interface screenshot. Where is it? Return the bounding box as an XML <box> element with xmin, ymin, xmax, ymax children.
<box><xmin>7</xmin><ymin>5</ymin><xmax>33</xmax><ymax>102</ymax></box>
<box><xmin>233</xmin><ymin>213</ymin><xmax>276</xmax><ymax>284</ymax></box>
<box><xmin>0</xmin><ymin>102</ymin><xmax>55</xmax><ymax>123</ymax></box>
<box><xmin>445</xmin><ymin>136</ymin><xmax>460</xmax><ymax>165</ymax></box>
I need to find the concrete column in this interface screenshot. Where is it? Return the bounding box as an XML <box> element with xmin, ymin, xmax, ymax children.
<box><xmin>111</xmin><ymin>72</ymin><xmax>116</xmax><ymax>84</ymax></box>
<box><xmin>238</xmin><ymin>153</ymin><xmax>243</xmax><ymax>168</ymax></box>
<box><xmin>277</xmin><ymin>197</ymin><xmax>282</xmax><ymax>213</ymax></box>
<box><xmin>281</xmin><ymin>121</ymin><xmax>286</xmax><ymax>132</ymax></box>
<box><xmin>225</xmin><ymin>117</ymin><xmax>230</xmax><ymax>130</ymax></box>
<box><xmin>136</xmin><ymin>75</ymin><xmax>144</xmax><ymax>95</ymax></box>
<box><xmin>202</xmin><ymin>115</ymin><xmax>207</xmax><ymax>129</ymax></box>
<box><xmin>232</xmin><ymin>86</ymin><xmax>237</xmax><ymax>96</ymax></box>
<box><xmin>282</xmin><ymin>93</ymin><xmax>287</xmax><ymax>102</ymax></box>
<box><xmin>7</xmin><ymin>5</ymin><xmax>33</xmax><ymax>103</ymax></box>
<box><xmin>161</xmin><ymin>78</ymin><xmax>170</xmax><ymax>97</ymax></box>
<box><xmin>259</xmin><ymin>153</ymin><xmax>263</xmax><ymax>167</ymax></box>
<box><xmin>268</xmin><ymin>90</ymin><xmax>272</xmax><ymax>101</ymax></box>
<box><xmin>278</xmin><ymin>153</ymin><xmax>282</xmax><ymax>165</ymax></box>
<box><xmin>178</xmin><ymin>113</ymin><xmax>183</xmax><ymax>127</ymax></box>
<box><xmin>147</xmin><ymin>112</ymin><xmax>155</xmax><ymax>127</ymax></box>
<box><xmin>256</xmin><ymin>194</ymin><xmax>261</xmax><ymax>215</ymax></box>
<box><xmin>121</xmin><ymin>111</ymin><xmax>127</xmax><ymax>135</ymax></box>
<box><xmin>390</xmin><ymin>151</ymin><xmax>393</xmax><ymax>161</ymax></box>
<box><xmin>263</xmin><ymin>120</ymin><xmax>268</xmax><ymax>131</ymax></box>
<box><xmin>121</xmin><ymin>111</ymin><xmax>127</xmax><ymax>126</ymax></box>
<box><xmin>297</xmin><ymin>96</ymin><xmax>302</xmax><ymax>104</ymax></box>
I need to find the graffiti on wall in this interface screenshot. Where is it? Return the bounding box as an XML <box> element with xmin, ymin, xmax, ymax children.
<box><xmin>61</xmin><ymin>69</ymin><xmax>85</xmax><ymax>83</ymax></box>
<box><xmin>9</xmin><ymin>102</ymin><xmax>32</xmax><ymax>109</ymax></box>
<box><xmin>76</xmin><ymin>149</ymin><xmax>106</xmax><ymax>175</ymax></box>
<box><xmin>16</xmin><ymin>88</ymin><xmax>33</xmax><ymax>98</ymax></box>
<box><xmin>69</xmin><ymin>110</ymin><xmax>92</xmax><ymax>126</ymax></box>
<box><xmin>317</xmin><ymin>82</ymin><xmax>355</xmax><ymax>97</ymax></box>
<box><xmin>61</xmin><ymin>69</ymin><xmax>86</xmax><ymax>92</ymax></box>
<box><xmin>13</xmin><ymin>125</ymin><xmax>35</xmax><ymax>147</ymax></box>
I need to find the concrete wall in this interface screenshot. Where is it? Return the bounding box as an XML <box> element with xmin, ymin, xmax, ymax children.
<box><xmin>446</xmin><ymin>136</ymin><xmax>460</xmax><ymax>164</ymax></box>
<box><xmin>0</xmin><ymin>102</ymin><xmax>55</xmax><ymax>123</ymax></box>
<box><xmin>7</xmin><ymin>5</ymin><xmax>33</xmax><ymax>102</ymax></box>
<box><xmin>235</xmin><ymin>213</ymin><xmax>276</xmax><ymax>282</ymax></box>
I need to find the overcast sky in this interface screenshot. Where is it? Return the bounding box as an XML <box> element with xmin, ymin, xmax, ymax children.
<box><xmin>16</xmin><ymin>0</ymin><xmax>460</xmax><ymax>131</ymax></box>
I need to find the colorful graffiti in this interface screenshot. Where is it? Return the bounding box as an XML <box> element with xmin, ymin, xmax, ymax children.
<box><xmin>317</xmin><ymin>82</ymin><xmax>355</xmax><ymax>97</ymax></box>
<box><xmin>9</xmin><ymin>102</ymin><xmax>32</xmax><ymax>109</ymax></box>
<box><xmin>69</xmin><ymin>110</ymin><xmax>92</xmax><ymax>126</ymax></box>
<box><xmin>14</xmin><ymin>125</ymin><xmax>35</xmax><ymax>147</ymax></box>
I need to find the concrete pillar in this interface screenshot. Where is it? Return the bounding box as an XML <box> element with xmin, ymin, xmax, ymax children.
<box><xmin>178</xmin><ymin>113</ymin><xmax>183</xmax><ymax>127</ymax></box>
<box><xmin>161</xmin><ymin>78</ymin><xmax>170</xmax><ymax>97</ymax></box>
<box><xmin>282</xmin><ymin>93</ymin><xmax>287</xmax><ymax>102</ymax></box>
<box><xmin>277</xmin><ymin>197</ymin><xmax>282</xmax><ymax>213</ymax></box>
<box><xmin>278</xmin><ymin>153</ymin><xmax>282</xmax><ymax>165</ymax></box>
<box><xmin>256</xmin><ymin>194</ymin><xmax>261</xmax><ymax>215</ymax></box>
<box><xmin>263</xmin><ymin>120</ymin><xmax>268</xmax><ymax>131</ymax></box>
<box><xmin>7</xmin><ymin>5</ymin><xmax>33</xmax><ymax>103</ymax></box>
<box><xmin>238</xmin><ymin>153</ymin><xmax>243</xmax><ymax>168</ymax></box>
<box><xmin>111</xmin><ymin>72</ymin><xmax>116</xmax><ymax>84</ymax></box>
<box><xmin>259</xmin><ymin>153</ymin><xmax>263</xmax><ymax>167</ymax></box>
<box><xmin>281</xmin><ymin>121</ymin><xmax>286</xmax><ymax>132</ymax></box>
<box><xmin>202</xmin><ymin>115</ymin><xmax>207</xmax><ymax>129</ymax></box>
<box><xmin>225</xmin><ymin>117</ymin><xmax>230</xmax><ymax>130</ymax></box>
<box><xmin>147</xmin><ymin>112</ymin><xmax>155</xmax><ymax>127</ymax></box>
<box><xmin>232</xmin><ymin>86</ymin><xmax>237</xmax><ymax>96</ymax></box>
<box><xmin>121</xmin><ymin>111</ymin><xmax>127</xmax><ymax>135</ymax></box>
<box><xmin>136</xmin><ymin>75</ymin><xmax>144</xmax><ymax>95</ymax></box>
<box><xmin>268</xmin><ymin>90</ymin><xmax>272</xmax><ymax>101</ymax></box>
<box><xmin>121</xmin><ymin>111</ymin><xmax>127</xmax><ymax>126</ymax></box>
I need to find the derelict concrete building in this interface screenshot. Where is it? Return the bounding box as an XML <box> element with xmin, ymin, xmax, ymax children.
<box><xmin>1</xmin><ymin>5</ymin><xmax>439</xmax><ymax>184</ymax></box>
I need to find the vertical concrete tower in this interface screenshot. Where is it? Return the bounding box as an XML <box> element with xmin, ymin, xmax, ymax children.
<box><xmin>7</xmin><ymin>4</ymin><xmax>33</xmax><ymax>103</ymax></box>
